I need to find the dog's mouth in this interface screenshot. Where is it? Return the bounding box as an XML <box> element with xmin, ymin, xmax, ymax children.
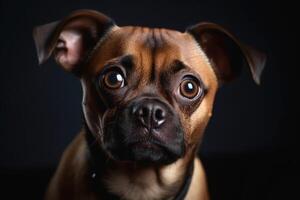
<box><xmin>129</xmin><ymin>142</ymin><xmax>167</xmax><ymax>163</ymax></box>
<box><xmin>128</xmin><ymin>135</ymin><xmax>178</xmax><ymax>158</ymax></box>
<box><xmin>130</xmin><ymin>141</ymin><xmax>160</xmax><ymax>150</ymax></box>
<box><xmin>101</xmin><ymin>98</ymin><xmax>185</xmax><ymax>165</ymax></box>
<box><xmin>103</xmin><ymin>128</ymin><xmax>185</xmax><ymax>165</ymax></box>
<box><xmin>129</xmin><ymin>140</ymin><xmax>165</xmax><ymax>157</ymax></box>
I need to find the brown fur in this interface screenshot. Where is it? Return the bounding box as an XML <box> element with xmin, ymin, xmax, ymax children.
<box><xmin>46</xmin><ymin>26</ymin><xmax>215</xmax><ymax>200</ymax></box>
<box><xmin>46</xmin><ymin>132</ymin><xmax>209</xmax><ymax>200</ymax></box>
<box><xmin>33</xmin><ymin>10</ymin><xmax>265</xmax><ymax>200</ymax></box>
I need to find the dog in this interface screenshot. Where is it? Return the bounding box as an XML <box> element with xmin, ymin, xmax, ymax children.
<box><xmin>33</xmin><ymin>9</ymin><xmax>266</xmax><ymax>200</ymax></box>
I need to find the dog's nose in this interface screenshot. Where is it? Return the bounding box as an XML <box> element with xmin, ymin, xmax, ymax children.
<box><xmin>133</xmin><ymin>100</ymin><xmax>166</xmax><ymax>129</ymax></box>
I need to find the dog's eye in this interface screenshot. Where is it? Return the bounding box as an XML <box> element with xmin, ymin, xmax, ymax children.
<box><xmin>102</xmin><ymin>70</ymin><xmax>125</xmax><ymax>89</ymax></box>
<box><xmin>180</xmin><ymin>78</ymin><xmax>200</xmax><ymax>99</ymax></box>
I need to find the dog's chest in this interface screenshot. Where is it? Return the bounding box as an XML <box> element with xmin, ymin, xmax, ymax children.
<box><xmin>103</xmin><ymin>167</ymin><xmax>182</xmax><ymax>200</ymax></box>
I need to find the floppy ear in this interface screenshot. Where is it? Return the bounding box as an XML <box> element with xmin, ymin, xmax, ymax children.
<box><xmin>33</xmin><ymin>9</ymin><xmax>115</xmax><ymax>74</ymax></box>
<box><xmin>186</xmin><ymin>22</ymin><xmax>266</xmax><ymax>85</ymax></box>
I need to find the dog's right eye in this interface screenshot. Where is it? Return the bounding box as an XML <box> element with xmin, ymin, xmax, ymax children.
<box><xmin>180</xmin><ymin>79</ymin><xmax>200</xmax><ymax>99</ymax></box>
<box><xmin>102</xmin><ymin>70</ymin><xmax>125</xmax><ymax>89</ymax></box>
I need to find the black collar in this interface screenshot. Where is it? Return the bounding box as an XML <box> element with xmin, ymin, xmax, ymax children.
<box><xmin>173</xmin><ymin>160</ymin><xmax>194</xmax><ymax>200</ymax></box>
<box><xmin>85</xmin><ymin>127</ymin><xmax>194</xmax><ymax>200</ymax></box>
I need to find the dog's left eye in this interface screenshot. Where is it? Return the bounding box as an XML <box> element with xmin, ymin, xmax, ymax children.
<box><xmin>102</xmin><ymin>70</ymin><xmax>125</xmax><ymax>89</ymax></box>
<box><xmin>179</xmin><ymin>78</ymin><xmax>201</xmax><ymax>99</ymax></box>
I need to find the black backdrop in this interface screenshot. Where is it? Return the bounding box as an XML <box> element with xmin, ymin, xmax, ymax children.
<box><xmin>0</xmin><ymin>0</ymin><xmax>297</xmax><ymax>199</ymax></box>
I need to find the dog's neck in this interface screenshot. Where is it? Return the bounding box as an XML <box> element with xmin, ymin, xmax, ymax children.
<box><xmin>85</xmin><ymin>126</ymin><xmax>195</xmax><ymax>200</ymax></box>
<box><xmin>103</xmin><ymin>160</ymin><xmax>194</xmax><ymax>200</ymax></box>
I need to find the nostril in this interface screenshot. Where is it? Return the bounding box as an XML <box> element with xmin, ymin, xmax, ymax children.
<box><xmin>135</xmin><ymin>106</ymin><xmax>151</xmax><ymax>127</ymax></box>
<box><xmin>153</xmin><ymin>107</ymin><xmax>166</xmax><ymax>128</ymax></box>
<box><xmin>155</xmin><ymin>109</ymin><xmax>165</xmax><ymax>121</ymax></box>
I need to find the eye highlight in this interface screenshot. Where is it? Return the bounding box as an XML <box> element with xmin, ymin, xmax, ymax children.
<box><xmin>102</xmin><ymin>70</ymin><xmax>125</xmax><ymax>89</ymax></box>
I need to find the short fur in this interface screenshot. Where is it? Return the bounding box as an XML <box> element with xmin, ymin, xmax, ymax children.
<box><xmin>33</xmin><ymin>9</ymin><xmax>265</xmax><ymax>200</ymax></box>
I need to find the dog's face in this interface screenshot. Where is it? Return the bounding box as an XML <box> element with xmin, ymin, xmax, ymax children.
<box><xmin>33</xmin><ymin>10</ymin><xmax>265</xmax><ymax>165</ymax></box>
<box><xmin>81</xmin><ymin>27</ymin><xmax>218</xmax><ymax>164</ymax></box>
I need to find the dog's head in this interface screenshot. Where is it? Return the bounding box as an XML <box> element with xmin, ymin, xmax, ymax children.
<box><xmin>33</xmin><ymin>10</ymin><xmax>265</xmax><ymax>165</ymax></box>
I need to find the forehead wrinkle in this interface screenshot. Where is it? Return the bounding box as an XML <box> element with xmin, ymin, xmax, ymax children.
<box><xmin>145</xmin><ymin>28</ymin><xmax>181</xmax><ymax>83</ymax></box>
<box><xmin>124</xmin><ymin>28</ymin><xmax>185</xmax><ymax>85</ymax></box>
<box><xmin>153</xmin><ymin>29</ymin><xmax>183</xmax><ymax>78</ymax></box>
<box><xmin>153</xmin><ymin>29</ymin><xmax>167</xmax><ymax>80</ymax></box>
<box><xmin>123</xmin><ymin>27</ymin><xmax>154</xmax><ymax>86</ymax></box>
<box><xmin>130</xmin><ymin>28</ymin><xmax>160</xmax><ymax>84</ymax></box>
<box><xmin>168</xmin><ymin>60</ymin><xmax>188</xmax><ymax>74</ymax></box>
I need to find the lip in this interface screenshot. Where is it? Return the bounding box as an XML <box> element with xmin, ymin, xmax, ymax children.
<box><xmin>129</xmin><ymin>141</ymin><xmax>161</xmax><ymax>151</ymax></box>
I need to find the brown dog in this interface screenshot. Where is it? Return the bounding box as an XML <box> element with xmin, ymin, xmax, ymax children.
<box><xmin>33</xmin><ymin>9</ymin><xmax>265</xmax><ymax>200</ymax></box>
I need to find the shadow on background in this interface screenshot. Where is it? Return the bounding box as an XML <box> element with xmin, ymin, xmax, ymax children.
<box><xmin>0</xmin><ymin>0</ymin><xmax>297</xmax><ymax>199</ymax></box>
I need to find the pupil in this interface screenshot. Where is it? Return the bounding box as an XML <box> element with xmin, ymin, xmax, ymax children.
<box><xmin>109</xmin><ymin>72</ymin><xmax>122</xmax><ymax>84</ymax></box>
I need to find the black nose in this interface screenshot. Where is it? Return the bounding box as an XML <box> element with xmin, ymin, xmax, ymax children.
<box><xmin>132</xmin><ymin>100</ymin><xmax>166</xmax><ymax>129</ymax></box>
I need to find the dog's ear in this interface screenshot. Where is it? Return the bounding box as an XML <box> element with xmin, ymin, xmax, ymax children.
<box><xmin>186</xmin><ymin>22</ymin><xmax>266</xmax><ymax>85</ymax></box>
<box><xmin>33</xmin><ymin>9</ymin><xmax>115</xmax><ymax>74</ymax></box>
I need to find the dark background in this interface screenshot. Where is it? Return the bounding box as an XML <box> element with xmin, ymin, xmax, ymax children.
<box><xmin>0</xmin><ymin>0</ymin><xmax>297</xmax><ymax>199</ymax></box>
